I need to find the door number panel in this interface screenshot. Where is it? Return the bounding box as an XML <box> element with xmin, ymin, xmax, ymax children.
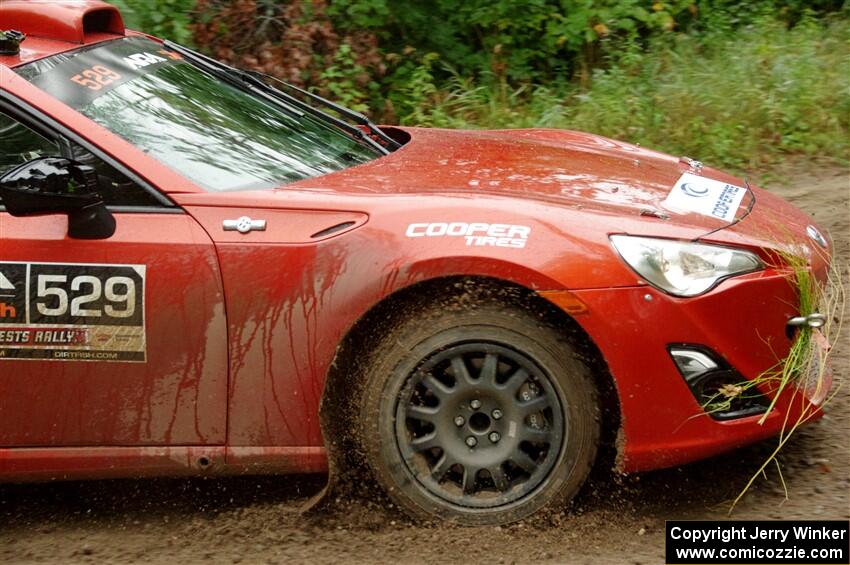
<box><xmin>0</xmin><ymin>262</ymin><xmax>146</xmax><ymax>362</ymax></box>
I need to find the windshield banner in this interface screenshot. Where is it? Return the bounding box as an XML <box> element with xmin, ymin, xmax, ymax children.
<box><xmin>21</xmin><ymin>37</ymin><xmax>182</xmax><ymax>108</ymax></box>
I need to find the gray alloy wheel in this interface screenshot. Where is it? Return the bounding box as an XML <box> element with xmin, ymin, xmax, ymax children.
<box><xmin>357</xmin><ymin>301</ymin><xmax>600</xmax><ymax>525</ymax></box>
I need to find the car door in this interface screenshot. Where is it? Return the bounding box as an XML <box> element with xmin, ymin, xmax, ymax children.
<box><xmin>0</xmin><ymin>109</ymin><xmax>228</xmax><ymax>447</ymax></box>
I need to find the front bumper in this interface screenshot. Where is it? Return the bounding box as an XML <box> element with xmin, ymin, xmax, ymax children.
<box><xmin>571</xmin><ymin>268</ymin><xmax>832</xmax><ymax>473</ymax></box>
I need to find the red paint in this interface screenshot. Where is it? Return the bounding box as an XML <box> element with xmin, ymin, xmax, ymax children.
<box><xmin>572</xmin><ymin>272</ymin><xmax>825</xmax><ymax>471</ymax></box>
<box><xmin>0</xmin><ymin>0</ymin><xmax>124</xmax><ymax>66</ymax></box>
<box><xmin>0</xmin><ymin>1</ymin><xmax>833</xmax><ymax>482</ymax></box>
<box><xmin>0</xmin><ymin>446</ymin><xmax>327</xmax><ymax>483</ymax></box>
<box><xmin>0</xmin><ymin>447</ymin><xmax>228</xmax><ymax>482</ymax></box>
<box><xmin>0</xmin><ymin>213</ymin><xmax>228</xmax><ymax>447</ymax></box>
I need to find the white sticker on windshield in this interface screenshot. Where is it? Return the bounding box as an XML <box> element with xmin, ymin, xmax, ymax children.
<box><xmin>663</xmin><ymin>172</ymin><xmax>747</xmax><ymax>222</ymax></box>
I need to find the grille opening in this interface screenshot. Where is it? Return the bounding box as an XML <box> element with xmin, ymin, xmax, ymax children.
<box><xmin>669</xmin><ymin>345</ymin><xmax>768</xmax><ymax>420</ymax></box>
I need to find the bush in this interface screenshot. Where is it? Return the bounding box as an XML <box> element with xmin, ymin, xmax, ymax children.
<box><xmin>111</xmin><ymin>0</ymin><xmax>195</xmax><ymax>45</ymax></box>
<box><xmin>403</xmin><ymin>16</ymin><xmax>850</xmax><ymax>171</ymax></box>
<box><xmin>329</xmin><ymin>0</ymin><xmax>847</xmax><ymax>84</ymax></box>
<box><xmin>191</xmin><ymin>0</ymin><xmax>385</xmax><ymax>105</ymax></box>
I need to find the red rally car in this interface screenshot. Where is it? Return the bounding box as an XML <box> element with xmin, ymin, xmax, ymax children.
<box><xmin>0</xmin><ymin>1</ymin><xmax>833</xmax><ymax>525</ymax></box>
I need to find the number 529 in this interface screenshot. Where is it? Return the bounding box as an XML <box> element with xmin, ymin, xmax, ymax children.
<box><xmin>69</xmin><ymin>65</ymin><xmax>121</xmax><ymax>91</ymax></box>
<box><xmin>36</xmin><ymin>274</ymin><xmax>136</xmax><ymax>318</ymax></box>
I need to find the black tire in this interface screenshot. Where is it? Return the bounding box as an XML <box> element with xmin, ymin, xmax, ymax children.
<box><xmin>357</xmin><ymin>299</ymin><xmax>600</xmax><ymax>525</ymax></box>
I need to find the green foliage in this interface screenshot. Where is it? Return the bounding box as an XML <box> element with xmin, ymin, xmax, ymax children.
<box><xmin>401</xmin><ymin>16</ymin><xmax>850</xmax><ymax>172</ymax></box>
<box><xmin>109</xmin><ymin>0</ymin><xmax>195</xmax><ymax>45</ymax></box>
<box><xmin>318</xmin><ymin>43</ymin><xmax>376</xmax><ymax>113</ymax></box>
<box><xmin>331</xmin><ymin>0</ymin><xmax>693</xmax><ymax>83</ymax></box>
<box><xmin>329</xmin><ymin>0</ymin><xmax>846</xmax><ymax>84</ymax></box>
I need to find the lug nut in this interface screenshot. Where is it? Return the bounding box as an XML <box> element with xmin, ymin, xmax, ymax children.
<box><xmin>489</xmin><ymin>431</ymin><xmax>501</xmax><ymax>443</ymax></box>
<box><xmin>465</xmin><ymin>436</ymin><xmax>478</xmax><ymax>448</ymax></box>
<box><xmin>454</xmin><ymin>416</ymin><xmax>465</xmax><ymax>427</ymax></box>
<box><xmin>491</xmin><ymin>409</ymin><xmax>503</xmax><ymax>420</ymax></box>
<box><xmin>470</xmin><ymin>399</ymin><xmax>482</xmax><ymax>410</ymax></box>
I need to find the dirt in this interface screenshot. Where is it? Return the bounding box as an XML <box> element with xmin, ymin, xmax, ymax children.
<box><xmin>1</xmin><ymin>166</ymin><xmax>848</xmax><ymax>565</ymax></box>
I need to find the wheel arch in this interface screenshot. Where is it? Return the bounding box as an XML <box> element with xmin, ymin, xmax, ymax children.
<box><xmin>318</xmin><ymin>274</ymin><xmax>623</xmax><ymax>489</ymax></box>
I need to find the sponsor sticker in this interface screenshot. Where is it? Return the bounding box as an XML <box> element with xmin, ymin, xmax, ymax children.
<box><xmin>405</xmin><ymin>222</ymin><xmax>530</xmax><ymax>248</ymax></box>
<box><xmin>0</xmin><ymin>262</ymin><xmax>146</xmax><ymax>362</ymax></box>
<box><xmin>663</xmin><ymin>172</ymin><xmax>747</xmax><ymax>222</ymax></box>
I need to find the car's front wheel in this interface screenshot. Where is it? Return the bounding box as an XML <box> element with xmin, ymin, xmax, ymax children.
<box><xmin>357</xmin><ymin>300</ymin><xmax>600</xmax><ymax>525</ymax></box>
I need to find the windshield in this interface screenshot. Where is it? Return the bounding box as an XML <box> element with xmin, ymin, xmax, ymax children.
<box><xmin>16</xmin><ymin>37</ymin><xmax>381</xmax><ymax>192</ymax></box>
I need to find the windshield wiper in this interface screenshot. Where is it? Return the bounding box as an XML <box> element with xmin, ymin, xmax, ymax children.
<box><xmin>161</xmin><ymin>41</ymin><xmax>304</xmax><ymax>119</ymax></box>
<box><xmin>162</xmin><ymin>41</ymin><xmax>392</xmax><ymax>155</ymax></box>
<box><xmin>245</xmin><ymin>70</ymin><xmax>401</xmax><ymax>151</ymax></box>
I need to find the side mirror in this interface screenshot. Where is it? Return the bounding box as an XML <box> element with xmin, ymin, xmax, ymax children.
<box><xmin>0</xmin><ymin>157</ymin><xmax>116</xmax><ymax>239</ymax></box>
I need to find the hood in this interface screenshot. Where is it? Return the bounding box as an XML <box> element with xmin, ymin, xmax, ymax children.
<box><xmin>288</xmin><ymin>127</ymin><xmax>827</xmax><ymax>266</ymax></box>
<box><xmin>291</xmin><ymin>127</ymin><xmax>755</xmax><ymax>235</ymax></box>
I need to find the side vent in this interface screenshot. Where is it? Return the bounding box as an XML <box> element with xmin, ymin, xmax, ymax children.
<box><xmin>0</xmin><ymin>1</ymin><xmax>125</xmax><ymax>44</ymax></box>
<box><xmin>311</xmin><ymin>221</ymin><xmax>357</xmax><ymax>239</ymax></box>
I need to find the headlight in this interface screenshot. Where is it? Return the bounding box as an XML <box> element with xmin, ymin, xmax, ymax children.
<box><xmin>610</xmin><ymin>235</ymin><xmax>763</xmax><ymax>297</ymax></box>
